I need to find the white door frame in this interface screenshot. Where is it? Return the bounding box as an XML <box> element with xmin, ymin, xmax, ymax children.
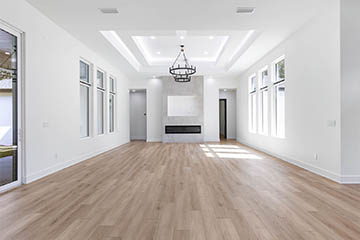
<box><xmin>0</xmin><ymin>19</ymin><xmax>25</xmax><ymax>193</ymax></box>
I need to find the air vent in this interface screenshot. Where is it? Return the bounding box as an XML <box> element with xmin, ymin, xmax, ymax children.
<box><xmin>236</xmin><ymin>7</ymin><xmax>256</xmax><ymax>14</ymax></box>
<box><xmin>99</xmin><ymin>8</ymin><xmax>119</xmax><ymax>14</ymax></box>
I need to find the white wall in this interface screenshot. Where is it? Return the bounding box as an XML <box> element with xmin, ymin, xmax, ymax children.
<box><xmin>0</xmin><ymin>0</ymin><xmax>130</xmax><ymax>183</ymax></box>
<box><xmin>219</xmin><ymin>90</ymin><xmax>237</xmax><ymax>139</ymax></box>
<box><xmin>0</xmin><ymin>92</ymin><xmax>12</xmax><ymax>145</ymax></box>
<box><xmin>129</xmin><ymin>78</ymin><xmax>163</xmax><ymax>142</ymax></box>
<box><xmin>340</xmin><ymin>0</ymin><xmax>360</xmax><ymax>179</ymax></box>
<box><xmin>130</xmin><ymin>91</ymin><xmax>147</xmax><ymax>140</ymax></box>
<box><xmin>237</xmin><ymin>1</ymin><xmax>342</xmax><ymax>181</ymax></box>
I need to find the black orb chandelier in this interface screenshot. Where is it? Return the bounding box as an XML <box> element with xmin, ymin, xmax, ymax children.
<box><xmin>169</xmin><ymin>45</ymin><xmax>196</xmax><ymax>82</ymax></box>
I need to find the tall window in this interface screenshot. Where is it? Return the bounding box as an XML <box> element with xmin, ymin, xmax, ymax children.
<box><xmin>80</xmin><ymin>60</ymin><xmax>91</xmax><ymax>138</ymax></box>
<box><xmin>272</xmin><ymin>56</ymin><xmax>285</xmax><ymax>138</ymax></box>
<box><xmin>248</xmin><ymin>74</ymin><xmax>257</xmax><ymax>133</ymax></box>
<box><xmin>109</xmin><ymin>76</ymin><xmax>116</xmax><ymax>133</ymax></box>
<box><xmin>97</xmin><ymin>70</ymin><xmax>105</xmax><ymax>135</ymax></box>
<box><xmin>258</xmin><ymin>67</ymin><xmax>269</xmax><ymax>134</ymax></box>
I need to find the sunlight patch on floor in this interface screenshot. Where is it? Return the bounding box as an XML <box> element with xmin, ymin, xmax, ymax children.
<box><xmin>216</xmin><ymin>153</ymin><xmax>262</xmax><ymax>159</ymax></box>
<box><xmin>199</xmin><ymin>143</ymin><xmax>262</xmax><ymax>159</ymax></box>
<box><xmin>212</xmin><ymin>148</ymin><xmax>249</xmax><ymax>153</ymax></box>
<box><xmin>205</xmin><ymin>152</ymin><xmax>215</xmax><ymax>158</ymax></box>
<box><xmin>201</xmin><ymin>147</ymin><xmax>210</xmax><ymax>152</ymax></box>
<box><xmin>207</xmin><ymin>144</ymin><xmax>240</xmax><ymax>149</ymax></box>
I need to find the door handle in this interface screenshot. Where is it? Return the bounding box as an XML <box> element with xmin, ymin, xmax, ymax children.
<box><xmin>0</xmin><ymin>146</ymin><xmax>17</xmax><ymax>158</ymax></box>
<box><xmin>0</xmin><ymin>145</ymin><xmax>18</xmax><ymax>150</ymax></box>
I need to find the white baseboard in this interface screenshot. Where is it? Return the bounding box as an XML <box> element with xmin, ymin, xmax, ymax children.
<box><xmin>146</xmin><ymin>138</ymin><xmax>162</xmax><ymax>142</ymax></box>
<box><xmin>204</xmin><ymin>137</ymin><xmax>220</xmax><ymax>142</ymax></box>
<box><xmin>340</xmin><ymin>175</ymin><xmax>360</xmax><ymax>184</ymax></box>
<box><xmin>237</xmin><ymin>139</ymin><xmax>344</xmax><ymax>184</ymax></box>
<box><xmin>24</xmin><ymin>141</ymin><xmax>128</xmax><ymax>184</ymax></box>
<box><xmin>0</xmin><ymin>181</ymin><xmax>21</xmax><ymax>194</ymax></box>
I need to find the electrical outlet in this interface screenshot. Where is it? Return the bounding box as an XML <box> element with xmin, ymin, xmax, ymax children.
<box><xmin>314</xmin><ymin>153</ymin><xmax>318</xmax><ymax>160</ymax></box>
<box><xmin>42</xmin><ymin>122</ymin><xmax>49</xmax><ymax>128</ymax></box>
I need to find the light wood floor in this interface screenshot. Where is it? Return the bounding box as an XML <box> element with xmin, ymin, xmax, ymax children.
<box><xmin>1</xmin><ymin>141</ymin><xmax>360</xmax><ymax>240</ymax></box>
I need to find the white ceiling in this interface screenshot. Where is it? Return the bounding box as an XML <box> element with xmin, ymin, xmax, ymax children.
<box><xmin>26</xmin><ymin>0</ymin><xmax>329</xmax><ymax>79</ymax></box>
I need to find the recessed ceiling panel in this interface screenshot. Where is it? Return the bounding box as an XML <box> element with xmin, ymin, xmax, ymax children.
<box><xmin>101</xmin><ymin>30</ymin><xmax>255</xmax><ymax>74</ymax></box>
<box><xmin>132</xmin><ymin>34</ymin><xmax>229</xmax><ymax>65</ymax></box>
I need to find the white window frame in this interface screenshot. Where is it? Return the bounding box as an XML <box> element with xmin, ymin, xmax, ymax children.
<box><xmin>272</xmin><ymin>55</ymin><xmax>286</xmax><ymax>84</ymax></box>
<box><xmin>248</xmin><ymin>74</ymin><xmax>257</xmax><ymax>133</ymax></box>
<box><xmin>80</xmin><ymin>59</ymin><xmax>92</xmax><ymax>139</ymax></box>
<box><xmin>258</xmin><ymin>66</ymin><xmax>269</xmax><ymax>135</ymax></box>
<box><xmin>96</xmin><ymin>68</ymin><xmax>106</xmax><ymax>135</ymax></box>
<box><xmin>259</xmin><ymin>65</ymin><xmax>270</xmax><ymax>89</ymax></box>
<box><xmin>271</xmin><ymin>55</ymin><xmax>286</xmax><ymax>138</ymax></box>
<box><xmin>108</xmin><ymin>75</ymin><xmax>116</xmax><ymax>133</ymax></box>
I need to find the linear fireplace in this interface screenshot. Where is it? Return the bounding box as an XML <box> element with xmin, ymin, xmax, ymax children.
<box><xmin>165</xmin><ymin>125</ymin><xmax>201</xmax><ymax>134</ymax></box>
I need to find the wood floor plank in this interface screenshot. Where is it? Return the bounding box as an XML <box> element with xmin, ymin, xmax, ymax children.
<box><xmin>0</xmin><ymin>141</ymin><xmax>360</xmax><ymax>240</ymax></box>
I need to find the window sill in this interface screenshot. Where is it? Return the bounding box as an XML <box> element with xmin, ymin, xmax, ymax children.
<box><xmin>80</xmin><ymin>136</ymin><xmax>92</xmax><ymax>141</ymax></box>
<box><xmin>272</xmin><ymin>135</ymin><xmax>286</xmax><ymax>139</ymax></box>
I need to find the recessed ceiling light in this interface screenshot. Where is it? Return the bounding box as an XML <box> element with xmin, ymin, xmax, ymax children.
<box><xmin>204</xmin><ymin>51</ymin><xmax>209</xmax><ymax>55</ymax></box>
<box><xmin>180</xmin><ymin>36</ymin><xmax>185</xmax><ymax>40</ymax></box>
<box><xmin>224</xmin><ymin>89</ymin><xmax>227</xmax><ymax>92</ymax></box>
<box><xmin>236</xmin><ymin>7</ymin><xmax>256</xmax><ymax>14</ymax></box>
<box><xmin>99</xmin><ymin>8</ymin><xmax>119</xmax><ymax>14</ymax></box>
<box><xmin>152</xmin><ymin>75</ymin><xmax>156</xmax><ymax>78</ymax></box>
<box><xmin>4</xmin><ymin>51</ymin><xmax>10</xmax><ymax>55</ymax></box>
<box><xmin>209</xmin><ymin>36</ymin><xmax>214</xmax><ymax>40</ymax></box>
<box><xmin>156</xmin><ymin>51</ymin><xmax>161</xmax><ymax>55</ymax></box>
<box><xmin>150</xmin><ymin>36</ymin><xmax>156</xmax><ymax>40</ymax></box>
<box><xmin>132</xmin><ymin>89</ymin><xmax>136</xmax><ymax>92</ymax></box>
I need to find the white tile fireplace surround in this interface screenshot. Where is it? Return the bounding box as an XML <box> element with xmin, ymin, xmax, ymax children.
<box><xmin>161</xmin><ymin>76</ymin><xmax>204</xmax><ymax>143</ymax></box>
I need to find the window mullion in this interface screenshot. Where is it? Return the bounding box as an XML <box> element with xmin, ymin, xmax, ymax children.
<box><xmin>273</xmin><ymin>79</ymin><xmax>285</xmax><ymax>86</ymax></box>
<box><xmin>80</xmin><ymin>81</ymin><xmax>91</xmax><ymax>87</ymax></box>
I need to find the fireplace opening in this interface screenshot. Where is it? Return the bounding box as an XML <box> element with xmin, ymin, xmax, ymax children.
<box><xmin>165</xmin><ymin>125</ymin><xmax>201</xmax><ymax>134</ymax></box>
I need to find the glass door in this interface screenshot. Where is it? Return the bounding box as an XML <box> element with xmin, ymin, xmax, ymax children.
<box><xmin>0</xmin><ymin>27</ymin><xmax>19</xmax><ymax>189</ymax></box>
